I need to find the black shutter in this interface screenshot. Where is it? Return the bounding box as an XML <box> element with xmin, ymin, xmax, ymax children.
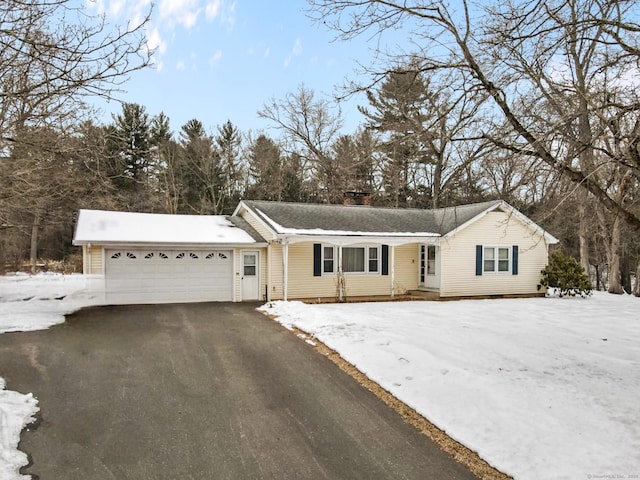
<box><xmin>512</xmin><ymin>245</ymin><xmax>519</xmax><ymax>275</ymax></box>
<box><xmin>382</xmin><ymin>245</ymin><xmax>389</xmax><ymax>276</ymax></box>
<box><xmin>475</xmin><ymin>245</ymin><xmax>483</xmax><ymax>276</ymax></box>
<box><xmin>313</xmin><ymin>243</ymin><xmax>322</xmax><ymax>277</ymax></box>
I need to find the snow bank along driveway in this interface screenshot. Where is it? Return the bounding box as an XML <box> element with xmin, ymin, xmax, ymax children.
<box><xmin>0</xmin><ymin>273</ymin><xmax>99</xmax><ymax>479</ymax></box>
<box><xmin>260</xmin><ymin>294</ymin><xmax>640</xmax><ymax>480</ymax></box>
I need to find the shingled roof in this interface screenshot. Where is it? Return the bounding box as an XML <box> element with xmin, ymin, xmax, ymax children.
<box><xmin>241</xmin><ymin>199</ymin><xmax>504</xmax><ymax>236</ymax></box>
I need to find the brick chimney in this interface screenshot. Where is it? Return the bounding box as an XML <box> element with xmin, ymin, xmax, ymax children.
<box><xmin>342</xmin><ymin>191</ymin><xmax>371</xmax><ymax>206</ymax></box>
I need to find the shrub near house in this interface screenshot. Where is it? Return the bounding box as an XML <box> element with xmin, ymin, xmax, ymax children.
<box><xmin>539</xmin><ymin>251</ymin><xmax>593</xmax><ymax>298</ymax></box>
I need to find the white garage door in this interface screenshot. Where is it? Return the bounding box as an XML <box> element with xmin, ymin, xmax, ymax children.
<box><xmin>105</xmin><ymin>249</ymin><xmax>234</xmax><ymax>304</ymax></box>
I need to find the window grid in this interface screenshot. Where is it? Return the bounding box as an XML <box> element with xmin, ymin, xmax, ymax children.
<box><xmin>322</xmin><ymin>245</ymin><xmax>381</xmax><ymax>275</ymax></box>
<box><xmin>483</xmin><ymin>246</ymin><xmax>510</xmax><ymax>273</ymax></box>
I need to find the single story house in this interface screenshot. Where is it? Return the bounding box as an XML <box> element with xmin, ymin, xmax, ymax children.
<box><xmin>73</xmin><ymin>197</ymin><xmax>558</xmax><ymax>304</ymax></box>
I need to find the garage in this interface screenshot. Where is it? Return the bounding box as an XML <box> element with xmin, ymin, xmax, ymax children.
<box><xmin>73</xmin><ymin>209</ymin><xmax>266</xmax><ymax>304</ymax></box>
<box><xmin>105</xmin><ymin>249</ymin><xmax>234</xmax><ymax>304</ymax></box>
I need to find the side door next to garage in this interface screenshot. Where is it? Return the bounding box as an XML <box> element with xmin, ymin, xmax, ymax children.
<box><xmin>105</xmin><ymin>249</ymin><xmax>234</xmax><ymax>304</ymax></box>
<box><xmin>241</xmin><ymin>251</ymin><xmax>260</xmax><ymax>301</ymax></box>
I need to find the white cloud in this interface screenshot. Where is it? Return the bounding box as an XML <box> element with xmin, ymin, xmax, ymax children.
<box><xmin>176</xmin><ymin>60</ymin><xmax>186</xmax><ymax>71</ymax></box>
<box><xmin>209</xmin><ymin>49</ymin><xmax>223</xmax><ymax>65</ymax></box>
<box><xmin>205</xmin><ymin>0</ymin><xmax>222</xmax><ymax>21</ymax></box>
<box><xmin>292</xmin><ymin>38</ymin><xmax>302</xmax><ymax>56</ymax></box>
<box><xmin>108</xmin><ymin>0</ymin><xmax>125</xmax><ymax>17</ymax></box>
<box><xmin>158</xmin><ymin>0</ymin><xmax>201</xmax><ymax>29</ymax></box>
<box><xmin>84</xmin><ymin>0</ymin><xmax>105</xmax><ymax>15</ymax></box>
<box><xmin>263</xmin><ymin>47</ymin><xmax>270</xmax><ymax>58</ymax></box>
<box><xmin>94</xmin><ymin>0</ymin><xmax>239</xmax><ymax>73</ymax></box>
<box><xmin>284</xmin><ymin>38</ymin><xmax>302</xmax><ymax>68</ymax></box>
<box><xmin>146</xmin><ymin>27</ymin><xmax>167</xmax><ymax>56</ymax></box>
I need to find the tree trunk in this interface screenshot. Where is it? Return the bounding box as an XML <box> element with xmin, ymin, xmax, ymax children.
<box><xmin>578</xmin><ymin>197</ymin><xmax>590</xmax><ymax>278</ymax></box>
<box><xmin>621</xmin><ymin>252</ymin><xmax>631</xmax><ymax>294</ymax></box>
<box><xmin>608</xmin><ymin>215</ymin><xmax>623</xmax><ymax>294</ymax></box>
<box><xmin>634</xmin><ymin>261</ymin><xmax>640</xmax><ymax>297</ymax></box>
<box><xmin>30</xmin><ymin>212</ymin><xmax>41</xmax><ymax>274</ymax></box>
<box><xmin>432</xmin><ymin>154</ymin><xmax>443</xmax><ymax>209</ymax></box>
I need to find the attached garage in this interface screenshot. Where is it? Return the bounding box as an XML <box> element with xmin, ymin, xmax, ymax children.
<box><xmin>104</xmin><ymin>249</ymin><xmax>234</xmax><ymax>304</ymax></box>
<box><xmin>73</xmin><ymin>210</ymin><xmax>266</xmax><ymax>304</ymax></box>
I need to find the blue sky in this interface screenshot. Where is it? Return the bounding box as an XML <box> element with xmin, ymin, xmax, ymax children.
<box><xmin>91</xmin><ymin>0</ymin><xmax>383</xmax><ymax>138</ymax></box>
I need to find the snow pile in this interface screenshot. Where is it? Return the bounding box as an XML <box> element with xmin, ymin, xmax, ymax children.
<box><xmin>0</xmin><ymin>379</ymin><xmax>38</xmax><ymax>480</ymax></box>
<box><xmin>0</xmin><ymin>272</ymin><xmax>101</xmax><ymax>334</ymax></box>
<box><xmin>260</xmin><ymin>294</ymin><xmax>640</xmax><ymax>480</ymax></box>
<box><xmin>0</xmin><ymin>272</ymin><xmax>102</xmax><ymax>479</ymax></box>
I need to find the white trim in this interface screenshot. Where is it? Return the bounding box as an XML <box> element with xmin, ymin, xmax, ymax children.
<box><xmin>444</xmin><ymin>201</ymin><xmax>559</xmax><ymax>244</ymax></box>
<box><xmin>74</xmin><ymin>241</ymin><xmax>267</xmax><ymax>248</ymax></box>
<box><xmin>321</xmin><ymin>244</ymin><xmax>382</xmax><ymax>275</ymax></box>
<box><xmin>231</xmin><ymin>201</ymin><xmax>246</xmax><ymax>216</ymax></box>
<box><xmin>390</xmin><ymin>245</ymin><xmax>395</xmax><ymax>298</ymax></box>
<box><xmin>283</xmin><ymin>242</ymin><xmax>289</xmax><ymax>301</ymax></box>
<box><xmin>235</xmin><ymin>202</ymin><xmax>279</xmax><ymax>240</ymax></box>
<box><xmin>233</xmin><ymin>250</ymin><xmax>237</xmax><ymax>302</ymax></box>
<box><xmin>284</xmin><ymin>235</ymin><xmax>439</xmax><ymax>246</ymax></box>
<box><xmin>267</xmin><ymin>243</ymin><xmax>272</xmax><ymax>301</ymax></box>
<box><xmin>418</xmin><ymin>244</ymin><xmax>423</xmax><ymax>287</ymax></box>
<box><xmin>482</xmin><ymin>245</ymin><xmax>512</xmax><ymax>274</ymax></box>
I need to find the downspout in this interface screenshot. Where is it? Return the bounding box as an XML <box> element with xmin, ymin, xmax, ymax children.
<box><xmin>267</xmin><ymin>242</ymin><xmax>272</xmax><ymax>301</ymax></box>
<box><xmin>282</xmin><ymin>241</ymin><xmax>289</xmax><ymax>301</ymax></box>
<box><xmin>390</xmin><ymin>245</ymin><xmax>395</xmax><ymax>299</ymax></box>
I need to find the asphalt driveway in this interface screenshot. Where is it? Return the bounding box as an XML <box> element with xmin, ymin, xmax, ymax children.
<box><xmin>0</xmin><ymin>302</ymin><xmax>476</xmax><ymax>480</ymax></box>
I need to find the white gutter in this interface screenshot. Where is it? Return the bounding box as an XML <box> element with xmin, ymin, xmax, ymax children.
<box><xmin>279</xmin><ymin>234</ymin><xmax>440</xmax><ymax>247</ymax></box>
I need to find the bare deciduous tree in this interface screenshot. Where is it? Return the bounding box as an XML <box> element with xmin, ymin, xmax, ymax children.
<box><xmin>308</xmin><ymin>0</ymin><xmax>640</xmax><ymax>230</ymax></box>
<box><xmin>0</xmin><ymin>0</ymin><xmax>151</xmax><ymax>147</ymax></box>
<box><xmin>258</xmin><ymin>84</ymin><xmax>344</xmax><ymax>202</ymax></box>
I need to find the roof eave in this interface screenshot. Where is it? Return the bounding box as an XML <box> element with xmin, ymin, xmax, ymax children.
<box><xmin>72</xmin><ymin>240</ymin><xmax>268</xmax><ymax>248</ymax></box>
<box><xmin>278</xmin><ymin>232</ymin><xmax>440</xmax><ymax>246</ymax></box>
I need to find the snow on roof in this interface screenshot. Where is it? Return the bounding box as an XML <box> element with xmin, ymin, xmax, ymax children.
<box><xmin>73</xmin><ymin>210</ymin><xmax>260</xmax><ymax>245</ymax></box>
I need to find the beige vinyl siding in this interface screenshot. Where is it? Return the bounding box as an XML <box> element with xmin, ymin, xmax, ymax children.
<box><xmin>286</xmin><ymin>243</ymin><xmax>336</xmax><ymax>299</ymax></box>
<box><xmin>268</xmin><ymin>244</ymin><xmax>284</xmax><ymax>300</ymax></box>
<box><xmin>286</xmin><ymin>243</ymin><xmax>419</xmax><ymax>300</ymax></box>
<box><xmin>84</xmin><ymin>245</ymin><xmax>103</xmax><ymax>274</ymax></box>
<box><xmin>240</xmin><ymin>209</ymin><xmax>276</xmax><ymax>241</ymax></box>
<box><xmin>439</xmin><ymin>211</ymin><xmax>549</xmax><ymax>297</ymax></box>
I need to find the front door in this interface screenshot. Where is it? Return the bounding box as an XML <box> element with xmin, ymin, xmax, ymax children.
<box><xmin>419</xmin><ymin>244</ymin><xmax>439</xmax><ymax>290</ymax></box>
<box><xmin>241</xmin><ymin>251</ymin><xmax>260</xmax><ymax>300</ymax></box>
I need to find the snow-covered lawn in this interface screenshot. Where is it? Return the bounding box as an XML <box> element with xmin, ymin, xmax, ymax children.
<box><xmin>0</xmin><ymin>273</ymin><xmax>101</xmax><ymax>479</ymax></box>
<box><xmin>260</xmin><ymin>294</ymin><xmax>640</xmax><ymax>480</ymax></box>
<box><xmin>2</xmin><ymin>274</ymin><xmax>638</xmax><ymax>480</ymax></box>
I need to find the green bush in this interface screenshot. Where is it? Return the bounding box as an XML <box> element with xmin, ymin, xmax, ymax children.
<box><xmin>538</xmin><ymin>251</ymin><xmax>592</xmax><ymax>298</ymax></box>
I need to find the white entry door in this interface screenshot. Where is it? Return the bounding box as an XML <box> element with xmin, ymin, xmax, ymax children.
<box><xmin>241</xmin><ymin>251</ymin><xmax>259</xmax><ymax>300</ymax></box>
